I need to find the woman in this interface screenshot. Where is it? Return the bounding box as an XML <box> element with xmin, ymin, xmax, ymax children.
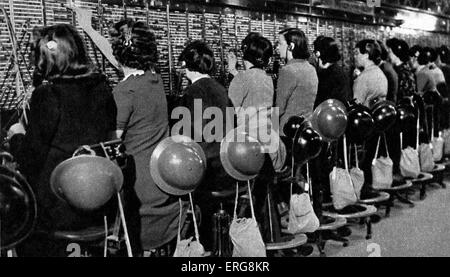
<box><xmin>10</xmin><ymin>24</ymin><xmax>117</xmax><ymax>256</ymax></box>
<box><xmin>276</xmin><ymin>28</ymin><xmax>318</xmax><ymax>134</ymax></box>
<box><xmin>174</xmin><ymin>40</ymin><xmax>234</xmax><ymax>251</ymax></box>
<box><xmin>378</xmin><ymin>40</ymin><xmax>399</xmax><ymax>104</ymax></box>
<box><xmin>311</xmin><ymin>36</ymin><xmax>351</xmax><ymax>217</ymax></box>
<box><xmin>74</xmin><ymin>6</ymin><xmax>179</xmax><ymax>256</ymax></box>
<box><xmin>353</xmin><ymin>40</ymin><xmax>388</xmax><ymax>107</ymax></box>
<box><xmin>353</xmin><ymin>40</ymin><xmax>388</xmax><ymax>199</ymax></box>
<box><xmin>228</xmin><ymin>35</ymin><xmax>286</xmax><ymax>171</ymax></box>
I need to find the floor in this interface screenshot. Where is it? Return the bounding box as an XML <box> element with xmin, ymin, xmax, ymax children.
<box><xmin>310</xmin><ymin>178</ymin><xmax>450</xmax><ymax>257</ymax></box>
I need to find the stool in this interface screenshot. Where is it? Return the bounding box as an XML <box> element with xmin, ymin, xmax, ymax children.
<box><xmin>411</xmin><ymin>173</ymin><xmax>434</xmax><ymax>200</ymax></box>
<box><xmin>323</xmin><ymin>203</ymin><xmax>377</xmax><ymax>240</ymax></box>
<box><xmin>209</xmin><ymin>187</ymin><xmax>248</xmax><ymax>257</ymax></box>
<box><xmin>379</xmin><ymin>181</ymin><xmax>414</xmax><ymax>217</ymax></box>
<box><xmin>50</xmin><ymin>225</ymin><xmax>116</xmax><ymax>257</ymax></box>
<box><xmin>358</xmin><ymin>191</ymin><xmax>390</xmax><ymax>219</ymax></box>
<box><xmin>430</xmin><ymin>164</ymin><xmax>446</xmax><ymax>189</ymax></box>
<box><xmin>306</xmin><ymin>215</ymin><xmax>347</xmax><ymax>257</ymax></box>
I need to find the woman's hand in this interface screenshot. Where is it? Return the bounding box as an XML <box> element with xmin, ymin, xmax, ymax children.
<box><xmin>70</xmin><ymin>5</ymin><xmax>94</xmax><ymax>32</ymax></box>
<box><xmin>7</xmin><ymin>122</ymin><xmax>26</xmax><ymax>140</ymax></box>
<box><xmin>227</xmin><ymin>51</ymin><xmax>239</xmax><ymax>76</ymax></box>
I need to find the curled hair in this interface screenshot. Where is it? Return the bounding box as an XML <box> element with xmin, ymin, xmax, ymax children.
<box><xmin>179</xmin><ymin>40</ymin><xmax>216</xmax><ymax>74</ymax></box>
<box><xmin>279</xmin><ymin>28</ymin><xmax>310</xmax><ymax>59</ymax></box>
<box><xmin>32</xmin><ymin>24</ymin><xmax>91</xmax><ymax>80</ymax></box>
<box><xmin>437</xmin><ymin>45</ymin><xmax>450</xmax><ymax>64</ymax></box>
<box><xmin>409</xmin><ymin>45</ymin><xmax>422</xmax><ymax>58</ymax></box>
<box><xmin>356</xmin><ymin>39</ymin><xmax>382</xmax><ymax>65</ymax></box>
<box><xmin>418</xmin><ymin>47</ymin><xmax>437</xmax><ymax>65</ymax></box>
<box><xmin>386</xmin><ymin>38</ymin><xmax>410</xmax><ymax>63</ymax></box>
<box><xmin>109</xmin><ymin>19</ymin><xmax>158</xmax><ymax>71</ymax></box>
<box><xmin>241</xmin><ymin>32</ymin><xmax>261</xmax><ymax>52</ymax></box>
<box><xmin>314</xmin><ymin>36</ymin><xmax>341</xmax><ymax>64</ymax></box>
<box><xmin>243</xmin><ymin>36</ymin><xmax>273</xmax><ymax>68</ymax></box>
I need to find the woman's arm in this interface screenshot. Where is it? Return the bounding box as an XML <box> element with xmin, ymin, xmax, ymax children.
<box><xmin>71</xmin><ymin>6</ymin><xmax>120</xmax><ymax>70</ymax></box>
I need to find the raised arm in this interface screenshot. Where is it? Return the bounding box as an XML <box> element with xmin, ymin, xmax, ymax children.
<box><xmin>70</xmin><ymin>5</ymin><xmax>120</xmax><ymax>70</ymax></box>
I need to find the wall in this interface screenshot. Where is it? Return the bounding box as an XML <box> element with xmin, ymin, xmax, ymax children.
<box><xmin>1</xmin><ymin>0</ymin><xmax>450</xmax><ymax>110</ymax></box>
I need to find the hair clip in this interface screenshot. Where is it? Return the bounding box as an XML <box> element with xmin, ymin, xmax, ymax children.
<box><xmin>46</xmin><ymin>40</ymin><xmax>57</xmax><ymax>50</ymax></box>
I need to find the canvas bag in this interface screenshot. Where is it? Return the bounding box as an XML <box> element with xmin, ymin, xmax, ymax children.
<box><xmin>173</xmin><ymin>194</ymin><xmax>206</xmax><ymax>257</ymax></box>
<box><xmin>419</xmin><ymin>143</ymin><xmax>435</xmax><ymax>172</ymax></box>
<box><xmin>443</xmin><ymin>129</ymin><xmax>450</xmax><ymax>156</ymax></box>
<box><xmin>287</xmin><ymin>164</ymin><xmax>319</xmax><ymax>234</ymax></box>
<box><xmin>371</xmin><ymin>135</ymin><xmax>393</xmax><ymax>190</ymax></box>
<box><xmin>229</xmin><ymin>182</ymin><xmax>266</xmax><ymax>257</ymax></box>
<box><xmin>399</xmin><ymin>132</ymin><xmax>421</xmax><ymax>179</ymax></box>
<box><xmin>432</xmin><ymin>133</ymin><xmax>444</xmax><ymax>162</ymax></box>
<box><xmin>329</xmin><ymin>135</ymin><xmax>358</xmax><ymax>210</ymax></box>
<box><xmin>349</xmin><ymin>144</ymin><xmax>364</xmax><ymax>200</ymax></box>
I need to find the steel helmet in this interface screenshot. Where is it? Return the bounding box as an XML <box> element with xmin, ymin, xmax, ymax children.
<box><xmin>50</xmin><ymin>155</ymin><xmax>123</xmax><ymax>211</ymax></box>
<box><xmin>220</xmin><ymin>128</ymin><xmax>266</xmax><ymax>181</ymax></box>
<box><xmin>311</xmin><ymin>99</ymin><xmax>348</xmax><ymax>142</ymax></box>
<box><xmin>0</xmin><ymin>165</ymin><xmax>37</xmax><ymax>251</ymax></box>
<box><xmin>150</xmin><ymin>135</ymin><xmax>207</xmax><ymax>196</ymax></box>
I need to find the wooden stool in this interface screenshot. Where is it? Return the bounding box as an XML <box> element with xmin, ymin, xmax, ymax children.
<box><xmin>306</xmin><ymin>216</ymin><xmax>347</xmax><ymax>257</ymax></box>
<box><xmin>323</xmin><ymin>204</ymin><xmax>377</xmax><ymax>240</ymax></box>
<box><xmin>379</xmin><ymin>181</ymin><xmax>414</xmax><ymax>217</ymax></box>
<box><xmin>411</xmin><ymin>173</ymin><xmax>434</xmax><ymax>200</ymax></box>
<box><xmin>358</xmin><ymin>191</ymin><xmax>390</xmax><ymax>218</ymax></box>
<box><xmin>430</xmin><ymin>164</ymin><xmax>446</xmax><ymax>189</ymax></box>
<box><xmin>50</xmin><ymin>225</ymin><xmax>116</xmax><ymax>257</ymax></box>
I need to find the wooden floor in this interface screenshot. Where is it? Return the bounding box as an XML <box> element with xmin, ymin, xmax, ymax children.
<box><xmin>311</xmin><ymin>178</ymin><xmax>450</xmax><ymax>257</ymax></box>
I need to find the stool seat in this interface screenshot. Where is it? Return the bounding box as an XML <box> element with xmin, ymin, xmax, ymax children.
<box><xmin>410</xmin><ymin>173</ymin><xmax>434</xmax><ymax>184</ymax></box>
<box><xmin>52</xmin><ymin>226</ymin><xmax>114</xmax><ymax>242</ymax></box>
<box><xmin>318</xmin><ymin>216</ymin><xmax>347</xmax><ymax>231</ymax></box>
<box><xmin>323</xmin><ymin>204</ymin><xmax>377</xmax><ymax>219</ymax></box>
<box><xmin>358</xmin><ymin>192</ymin><xmax>390</xmax><ymax>205</ymax></box>
<box><xmin>265</xmin><ymin>233</ymin><xmax>308</xmax><ymax>251</ymax></box>
<box><xmin>380</xmin><ymin>181</ymin><xmax>413</xmax><ymax>192</ymax></box>
<box><xmin>430</xmin><ymin>164</ymin><xmax>446</xmax><ymax>173</ymax></box>
<box><xmin>210</xmin><ymin>186</ymin><xmax>248</xmax><ymax>199</ymax></box>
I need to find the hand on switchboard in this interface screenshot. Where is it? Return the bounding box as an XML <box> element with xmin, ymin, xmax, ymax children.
<box><xmin>227</xmin><ymin>51</ymin><xmax>239</xmax><ymax>77</ymax></box>
<box><xmin>67</xmin><ymin>3</ymin><xmax>93</xmax><ymax>32</ymax></box>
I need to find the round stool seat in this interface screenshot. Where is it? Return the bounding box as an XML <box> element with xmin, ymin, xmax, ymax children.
<box><xmin>430</xmin><ymin>164</ymin><xmax>446</xmax><ymax>173</ymax></box>
<box><xmin>323</xmin><ymin>204</ymin><xmax>377</xmax><ymax>219</ymax></box>
<box><xmin>380</xmin><ymin>181</ymin><xmax>413</xmax><ymax>191</ymax></box>
<box><xmin>265</xmin><ymin>233</ymin><xmax>308</xmax><ymax>251</ymax></box>
<box><xmin>410</xmin><ymin>173</ymin><xmax>434</xmax><ymax>184</ymax></box>
<box><xmin>317</xmin><ymin>216</ymin><xmax>347</xmax><ymax>231</ymax></box>
<box><xmin>358</xmin><ymin>192</ymin><xmax>390</xmax><ymax>205</ymax></box>
<box><xmin>52</xmin><ymin>226</ymin><xmax>114</xmax><ymax>242</ymax></box>
<box><xmin>210</xmin><ymin>186</ymin><xmax>248</xmax><ymax>199</ymax></box>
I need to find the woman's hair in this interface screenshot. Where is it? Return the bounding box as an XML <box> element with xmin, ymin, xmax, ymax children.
<box><xmin>418</xmin><ymin>47</ymin><xmax>437</xmax><ymax>65</ymax></box>
<box><xmin>32</xmin><ymin>24</ymin><xmax>91</xmax><ymax>79</ymax></box>
<box><xmin>386</xmin><ymin>38</ymin><xmax>410</xmax><ymax>63</ymax></box>
<box><xmin>109</xmin><ymin>19</ymin><xmax>158</xmax><ymax>71</ymax></box>
<box><xmin>279</xmin><ymin>28</ymin><xmax>310</xmax><ymax>59</ymax></box>
<box><xmin>241</xmin><ymin>32</ymin><xmax>261</xmax><ymax>52</ymax></box>
<box><xmin>409</xmin><ymin>45</ymin><xmax>422</xmax><ymax>58</ymax></box>
<box><xmin>313</xmin><ymin>36</ymin><xmax>341</xmax><ymax>64</ymax></box>
<box><xmin>355</xmin><ymin>39</ymin><xmax>382</xmax><ymax>65</ymax></box>
<box><xmin>179</xmin><ymin>40</ymin><xmax>216</xmax><ymax>74</ymax></box>
<box><xmin>243</xmin><ymin>35</ymin><xmax>273</xmax><ymax>68</ymax></box>
<box><xmin>437</xmin><ymin>45</ymin><xmax>450</xmax><ymax>64</ymax></box>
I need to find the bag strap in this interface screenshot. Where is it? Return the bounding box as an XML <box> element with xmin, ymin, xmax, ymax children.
<box><xmin>233</xmin><ymin>181</ymin><xmax>256</xmax><ymax>220</ymax></box>
<box><xmin>189</xmin><ymin>193</ymin><xmax>200</xmax><ymax>242</ymax></box>
<box><xmin>383</xmin><ymin>133</ymin><xmax>390</xmax><ymax>158</ymax></box>
<box><xmin>354</xmin><ymin>144</ymin><xmax>360</xmax><ymax>169</ymax></box>
<box><xmin>177</xmin><ymin>199</ymin><xmax>183</xmax><ymax>243</ymax></box>
<box><xmin>374</xmin><ymin>135</ymin><xmax>381</xmax><ymax>160</ymax></box>
<box><xmin>343</xmin><ymin>135</ymin><xmax>349</xmax><ymax>171</ymax></box>
<box><xmin>400</xmin><ymin>132</ymin><xmax>403</xmax><ymax>150</ymax></box>
<box><xmin>416</xmin><ymin>109</ymin><xmax>420</xmax><ymax>151</ymax></box>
